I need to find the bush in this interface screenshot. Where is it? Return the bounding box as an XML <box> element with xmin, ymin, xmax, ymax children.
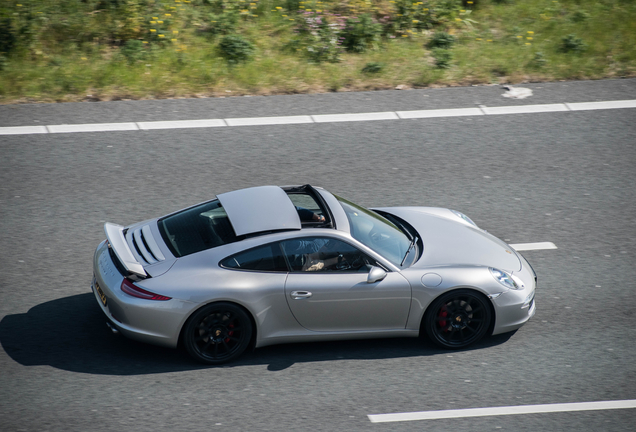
<box><xmin>559</xmin><ymin>34</ymin><xmax>586</xmax><ymax>53</ymax></box>
<box><xmin>0</xmin><ymin>18</ymin><xmax>16</xmax><ymax>54</ymax></box>
<box><xmin>432</xmin><ymin>48</ymin><xmax>453</xmax><ymax>69</ymax></box>
<box><xmin>570</xmin><ymin>10</ymin><xmax>590</xmax><ymax>23</ymax></box>
<box><xmin>342</xmin><ymin>14</ymin><xmax>382</xmax><ymax>53</ymax></box>
<box><xmin>361</xmin><ymin>62</ymin><xmax>383</xmax><ymax>74</ymax></box>
<box><xmin>529</xmin><ymin>51</ymin><xmax>547</xmax><ymax>69</ymax></box>
<box><xmin>426</xmin><ymin>32</ymin><xmax>455</xmax><ymax>49</ymax></box>
<box><xmin>120</xmin><ymin>40</ymin><xmax>145</xmax><ymax>63</ymax></box>
<box><xmin>286</xmin><ymin>12</ymin><xmax>346</xmax><ymax>63</ymax></box>
<box><xmin>207</xmin><ymin>12</ymin><xmax>239</xmax><ymax>36</ymax></box>
<box><xmin>218</xmin><ymin>35</ymin><xmax>255</xmax><ymax>63</ymax></box>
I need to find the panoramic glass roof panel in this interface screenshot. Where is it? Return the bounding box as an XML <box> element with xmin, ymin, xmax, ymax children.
<box><xmin>217</xmin><ymin>186</ymin><xmax>301</xmax><ymax>236</ymax></box>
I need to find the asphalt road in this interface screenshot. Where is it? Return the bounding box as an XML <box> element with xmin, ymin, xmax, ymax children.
<box><xmin>1</xmin><ymin>79</ymin><xmax>635</xmax><ymax>431</ymax></box>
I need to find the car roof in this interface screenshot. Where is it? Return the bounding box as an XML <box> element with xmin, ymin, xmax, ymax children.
<box><xmin>217</xmin><ymin>185</ymin><xmax>302</xmax><ymax>236</ymax></box>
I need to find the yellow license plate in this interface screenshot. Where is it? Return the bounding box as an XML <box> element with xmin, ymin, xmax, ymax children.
<box><xmin>94</xmin><ymin>280</ymin><xmax>107</xmax><ymax>306</ymax></box>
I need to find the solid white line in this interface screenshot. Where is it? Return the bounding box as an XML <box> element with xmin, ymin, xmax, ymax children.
<box><xmin>368</xmin><ymin>400</ymin><xmax>636</xmax><ymax>423</ymax></box>
<box><xmin>396</xmin><ymin>107</ymin><xmax>483</xmax><ymax>119</ymax></box>
<box><xmin>509</xmin><ymin>242</ymin><xmax>558</xmax><ymax>251</ymax></box>
<box><xmin>481</xmin><ymin>103</ymin><xmax>569</xmax><ymax>115</ymax></box>
<box><xmin>311</xmin><ymin>112</ymin><xmax>399</xmax><ymax>123</ymax></box>
<box><xmin>137</xmin><ymin>119</ymin><xmax>226</xmax><ymax>130</ymax></box>
<box><xmin>224</xmin><ymin>115</ymin><xmax>314</xmax><ymax>126</ymax></box>
<box><xmin>47</xmin><ymin>122</ymin><xmax>139</xmax><ymax>133</ymax></box>
<box><xmin>2</xmin><ymin>99</ymin><xmax>635</xmax><ymax>136</ymax></box>
<box><xmin>0</xmin><ymin>125</ymin><xmax>49</xmax><ymax>135</ymax></box>
<box><xmin>566</xmin><ymin>100</ymin><xmax>636</xmax><ymax>111</ymax></box>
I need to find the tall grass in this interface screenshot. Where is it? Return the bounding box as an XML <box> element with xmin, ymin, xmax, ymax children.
<box><xmin>0</xmin><ymin>0</ymin><xmax>634</xmax><ymax>103</ymax></box>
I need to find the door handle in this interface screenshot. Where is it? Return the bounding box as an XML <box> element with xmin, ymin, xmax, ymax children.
<box><xmin>291</xmin><ymin>291</ymin><xmax>312</xmax><ymax>299</ymax></box>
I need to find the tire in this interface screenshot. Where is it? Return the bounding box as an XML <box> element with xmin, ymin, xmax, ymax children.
<box><xmin>424</xmin><ymin>289</ymin><xmax>492</xmax><ymax>349</ymax></box>
<box><xmin>183</xmin><ymin>302</ymin><xmax>253</xmax><ymax>365</ymax></box>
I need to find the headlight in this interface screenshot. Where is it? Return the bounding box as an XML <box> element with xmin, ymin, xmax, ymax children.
<box><xmin>489</xmin><ymin>267</ymin><xmax>520</xmax><ymax>290</ymax></box>
<box><xmin>451</xmin><ymin>210</ymin><xmax>477</xmax><ymax>227</ymax></box>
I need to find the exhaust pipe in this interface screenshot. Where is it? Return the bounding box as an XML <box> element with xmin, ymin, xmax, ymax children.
<box><xmin>106</xmin><ymin>322</ymin><xmax>119</xmax><ymax>335</ymax></box>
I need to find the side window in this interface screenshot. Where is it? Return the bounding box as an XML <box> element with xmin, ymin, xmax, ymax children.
<box><xmin>286</xmin><ymin>193</ymin><xmax>325</xmax><ymax>223</ymax></box>
<box><xmin>221</xmin><ymin>243</ymin><xmax>287</xmax><ymax>272</ymax></box>
<box><xmin>280</xmin><ymin>237</ymin><xmax>375</xmax><ymax>273</ymax></box>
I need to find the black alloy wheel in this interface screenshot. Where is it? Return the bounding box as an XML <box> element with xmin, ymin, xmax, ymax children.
<box><xmin>425</xmin><ymin>289</ymin><xmax>492</xmax><ymax>349</ymax></box>
<box><xmin>184</xmin><ymin>302</ymin><xmax>252</xmax><ymax>364</ymax></box>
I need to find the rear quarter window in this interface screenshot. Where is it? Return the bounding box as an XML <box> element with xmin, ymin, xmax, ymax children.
<box><xmin>220</xmin><ymin>243</ymin><xmax>288</xmax><ymax>272</ymax></box>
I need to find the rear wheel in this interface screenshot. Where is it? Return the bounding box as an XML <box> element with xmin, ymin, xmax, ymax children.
<box><xmin>425</xmin><ymin>290</ymin><xmax>491</xmax><ymax>349</ymax></box>
<box><xmin>183</xmin><ymin>302</ymin><xmax>252</xmax><ymax>364</ymax></box>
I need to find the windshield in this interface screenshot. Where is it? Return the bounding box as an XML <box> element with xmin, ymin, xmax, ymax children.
<box><xmin>335</xmin><ymin>195</ymin><xmax>413</xmax><ymax>267</ymax></box>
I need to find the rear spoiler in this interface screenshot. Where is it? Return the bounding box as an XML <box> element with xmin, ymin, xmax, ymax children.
<box><xmin>104</xmin><ymin>223</ymin><xmax>148</xmax><ymax>277</ymax></box>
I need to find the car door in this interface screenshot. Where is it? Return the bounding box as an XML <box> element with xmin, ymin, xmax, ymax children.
<box><xmin>281</xmin><ymin>236</ymin><xmax>412</xmax><ymax>332</ymax></box>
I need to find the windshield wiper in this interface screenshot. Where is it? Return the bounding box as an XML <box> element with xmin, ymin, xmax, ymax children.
<box><xmin>400</xmin><ymin>236</ymin><xmax>419</xmax><ymax>267</ymax></box>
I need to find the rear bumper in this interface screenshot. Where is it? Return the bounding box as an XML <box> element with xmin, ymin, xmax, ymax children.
<box><xmin>92</xmin><ymin>240</ymin><xmax>194</xmax><ymax>348</ymax></box>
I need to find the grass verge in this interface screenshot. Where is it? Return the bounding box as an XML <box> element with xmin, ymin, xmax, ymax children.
<box><xmin>0</xmin><ymin>0</ymin><xmax>634</xmax><ymax>103</ymax></box>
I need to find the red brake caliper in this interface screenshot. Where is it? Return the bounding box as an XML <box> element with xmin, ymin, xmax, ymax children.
<box><xmin>225</xmin><ymin>324</ymin><xmax>234</xmax><ymax>343</ymax></box>
<box><xmin>438</xmin><ymin>306</ymin><xmax>449</xmax><ymax>332</ymax></box>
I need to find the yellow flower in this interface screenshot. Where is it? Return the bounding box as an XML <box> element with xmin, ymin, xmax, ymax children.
<box><xmin>525</xmin><ymin>42</ymin><xmax>531</xmax><ymax>46</ymax></box>
<box><xmin>467</xmin><ymin>1</ymin><xmax>473</xmax><ymax>3</ymax></box>
<box><xmin>528</xmin><ymin>31</ymin><xmax>534</xmax><ymax>34</ymax></box>
<box><xmin>476</xmin><ymin>38</ymin><xmax>482</xmax><ymax>40</ymax></box>
<box><xmin>172</xmin><ymin>38</ymin><xmax>177</xmax><ymax>42</ymax></box>
<box><xmin>158</xmin><ymin>21</ymin><xmax>163</xmax><ymax>23</ymax></box>
<box><xmin>317</xmin><ymin>10</ymin><xmax>322</xmax><ymax>12</ymax></box>
<box><xmin>402</xmin><ymin>34</ymin><xmax>408</xmax><ymax>37</ymax></box>
<box><xmin>158</xmin><ymin>34</ymin><xmax>165</xmax><ymax>38</ymax></box>
<box><xmin>81</xmin><ymin>57</ymin><xmax>87</xmax><ymax>60</ymax></box>
<box><xmin>412</xmin><ymin>20</ymin><xmax>418</xmax><ymax>23</ymax></box>
<box><xmin>142</xmin><ymin>41</ymin><xmax>148</xmax><ymax>44</ymax></box>
<box><xmin>150</xmin><ymin>29</ymin><xmax>156</xmax><ymax>32</ymax></box>
<box><xmin>153</xmin><ymin>17</ymin><xmax>158</xmax><ymax>19</ymax></box>
<box><xmin>527</xmin><ymin>37</ymin><xmax>533</xmax><ymax>40</ymax></box>
<box><xmin>276</xmin><ymin>6</ymin><xmax>282</xmax><ymax>9</ymax></box>
<box><xmin>173</xmin><ymin>30</ymin><xmax>179</xmax><ymax>34</ymax></box>
<box><xmin>150</xmin><ymin>21</ymin><xmax>156</xmax><ymax>24</ymax></box>
<box><xmin>165</xmin><ymin>13</ymin><xmax>171</xmax><ymax>16</ymax></box>
<box><xmin>455</xmin><ymin>18</ymin><xmax>461</xmax><ymax>21</ymax></box>
<box><xmin>516</xmin><ymin>35</ymin><xmax>522</xmax><ymax>38</ymax></box>
<box><xmin>306</xmin><ymin>8</ymin><xmax>312</xmax><ymax>11</ymax></box>
<box><xmin>460</xmin><ymin>10</ymin><xmax>465</xmax><ymax>12</ymax></box>
<box><xmin>282</xmin><ymin>15</ymin><xmax>287</xmax><ymax>17</ymax></box>
<box><xmin>487</xmin><ymin>39</ymin><xmax>492</xmax><ymax>42</ymax></box>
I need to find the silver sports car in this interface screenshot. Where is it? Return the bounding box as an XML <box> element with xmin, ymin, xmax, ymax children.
<box><xmin>92</xmin><ymin>185</ymin><xmax>536</xmax><ymax>364</ymax></box>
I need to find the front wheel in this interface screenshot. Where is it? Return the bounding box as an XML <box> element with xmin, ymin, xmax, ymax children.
<box><xmin>183</xmin><ymin>302</ymin><xmax>253</xmax><ymax>364</ymax></box>
<box><xmin>424</xmin><ymin>290</ymin><xmax>492</xmax><ymax>349</ymax></box>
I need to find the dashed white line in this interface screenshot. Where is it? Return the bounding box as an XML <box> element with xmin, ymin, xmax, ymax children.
<box><xmin>225</xmin><ymin>115</ymin><xmax>313</xmax><ymax>126</ymax></box>
<box><xmin>47</xmin><ymin>122</ymin><xmax>139</xmax><ymax>133</ymax></box>
<box><xmin>367</xmin><ymin>400</ymin><xmax>636</xmax><ymax>423</ymax></box>
<box><xmin>311</xmin><ymin>111</ymin><xmax>399</xmax><ymax>123</ymax></box>
<box><xmin>0</xmin><ymin>125</ymin><xmax>48</xmax><ymax>135</ymax></box>
<box><xmin>509</xmin><ymin>242</ymin><xmax>558</xmax><ymax>251</ymax></box>
<box><xmin>396</xmin><ymin>107</ymin><xmax>483</xmax><ymax>119</ymax></box>
<box><xmin>481</xmin><ymin>103</ymin><xmax>569</xmax><ymax>115</ymax></box>
<box><xmin>137</xmin><ymin>119</ymin><xmax>227</xmax><ymax>130</ymax></box>
<box><xmin>1</xmin><ymin>99</ymin><xmax>635</xmax><ymax>135</ymax></box>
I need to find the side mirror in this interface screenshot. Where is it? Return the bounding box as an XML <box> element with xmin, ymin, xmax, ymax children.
<box><xmin>367</xmin><ymin>266</ymin><xmax>387</xmax><ymax>284</ymax></box>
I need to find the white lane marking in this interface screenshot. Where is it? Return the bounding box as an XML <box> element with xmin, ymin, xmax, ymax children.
<box><xmin>481</xmin><ymin>103</ymin><xmax>568</xmax><ymax>115</ymax></box>
<box><xmin>1</xmin><ymin>99</ymin><xmax>635</xmax><ymax>135</ymax></box>
<box><xmin>0</xmin><ymin>125</ymin><xmax>49</xmax><ymax>135</ymax></box>
<box><xmin>311</xmin><ymin>112</ymin><xmax>399</xmax><ymax>122</ymax></box>
<box><xmin>137</xmin><ymin>119</ymin><xmax>226</xmax><ymax>130</ymax></box>
<box><xmin>565</xmin><ymin>100</ymin><xmax>636</xmax><ymax>111</ymax></box>
<box><xmin>225</xmin><ymin>115</ymin><xmax>314</xmax><ymax>126</ymax></box>
<box><xmin>368</xmin><ymin>400</ymin><xmax>636</xmax><ymax>423</ymax></box>
<box><xmin>396</xmin><ymin>107</ymin><xmax>483</xmax><ymax>119</ymax></box>
<box><xmin>47</xmin><ymin>122</ymin><xmax>139</xmax><ymax>133</ymax></box>
<box><xmin>509</xmin><ymin>242</ymin><xmax>558</xmax><ymax>251</ymax></box>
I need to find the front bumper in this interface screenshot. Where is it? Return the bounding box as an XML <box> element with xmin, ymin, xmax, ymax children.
<box><xmin>91</xmin><ymin>240</ymin><xmax>193</xmax><ymax>348</ymax></box>
<box><xmin>490</xmin><ymin>254</ymin><xmax>537</xmax><ymax>335</ymax></box>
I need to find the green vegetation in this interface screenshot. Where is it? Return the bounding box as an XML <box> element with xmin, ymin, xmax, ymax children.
<box><xmin>0</xmin><ymin>0</ymin><xmax>634</xmax><ymax>103</ymax></box>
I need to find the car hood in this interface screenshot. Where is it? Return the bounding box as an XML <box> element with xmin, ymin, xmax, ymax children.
<box><xmin>375</xmin><ymin>207</ymin><xmax>521</xmax><ymax>272</ymax></box>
